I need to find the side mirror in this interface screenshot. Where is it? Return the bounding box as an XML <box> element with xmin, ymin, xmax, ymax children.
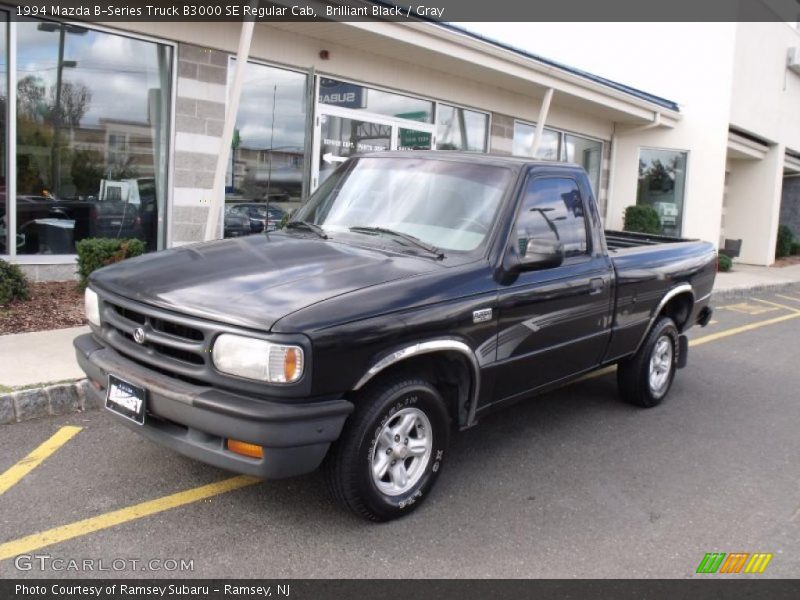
<box><xmin>518</xmin><ymin>238</ymin><xmax>564</xmax><ymax>270</ymax></box>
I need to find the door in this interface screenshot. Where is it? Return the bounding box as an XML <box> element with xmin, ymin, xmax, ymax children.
<box><xmin>492</xmin><ymin>174</ymin><xmax>614</xmax><ymax>402</ymax></box>
<box><xmin>313</xmin><ymin>105</ymin><xmax>435</xmax><ymax>189</ymax></box>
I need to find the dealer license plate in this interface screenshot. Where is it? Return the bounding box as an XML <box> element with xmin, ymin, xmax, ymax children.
<box><xmin>106</xmin><ymin>375</ymin><xmax>146</xmax><ymax>425</ymax></box>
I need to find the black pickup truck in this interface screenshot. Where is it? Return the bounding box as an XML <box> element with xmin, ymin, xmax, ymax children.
<box><xmin>75</xmin><ymin>152</ymin><xmax>716</xmax><ymax>521</ymax></box>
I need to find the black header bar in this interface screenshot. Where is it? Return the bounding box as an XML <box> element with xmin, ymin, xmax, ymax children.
<box><xmin>6</xmin><ymin>0</ymin><xmax>800</xmax><ymax>22</ymax></box>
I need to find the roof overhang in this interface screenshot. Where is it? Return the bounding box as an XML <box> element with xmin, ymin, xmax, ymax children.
<box><xmin>265</xmin><ymin>20</ymin><xmax>681</xmax><ymax>128</ymax></box>
<box><xmin>785</xmin><ymin>152</ymin><xmax>800</xmax><ymax>174</ymax></box>
<box><xmin>727</xmin><ymin>131</ymin><xmax>769</xmax><ymax>160</ymax></box>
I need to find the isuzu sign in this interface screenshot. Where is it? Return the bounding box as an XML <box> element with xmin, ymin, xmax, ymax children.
<box><xmin>319</xmin><ymin>79</ymin><xmax>366</xmax><ymax>109</ymax></box>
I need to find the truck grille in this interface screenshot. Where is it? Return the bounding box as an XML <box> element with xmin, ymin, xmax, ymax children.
<box><xmin>98</xmin><ymin>292</ymin><xmax>213</xmax><ymax>380</ymax></box>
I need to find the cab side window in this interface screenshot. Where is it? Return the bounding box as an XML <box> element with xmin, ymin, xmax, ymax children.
<box><xmin>514</xmin><ymin>177</ymin><xmax>589</xmax><ymax>258</ymax></box>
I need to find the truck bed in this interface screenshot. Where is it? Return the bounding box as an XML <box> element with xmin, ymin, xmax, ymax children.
<box><xmin>601</xmin><ymin>229</ymin><xmax>717</xmax><ymax>363</ymax></box>
<box><xmin>604</xmin><ymin>229</ymin><xmax>694</xmax><ymax>251</ymax></box>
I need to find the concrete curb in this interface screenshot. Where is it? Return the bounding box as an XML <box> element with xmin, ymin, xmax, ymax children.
<box><xmin>711</xmin><ymin>281</ymin><xmax>800</xmax><ymax>302</ymax></box>
<box><xmin>0</xmin><ymin>379</ymin><xmax>101</xmax><ymax>425</ymax></box>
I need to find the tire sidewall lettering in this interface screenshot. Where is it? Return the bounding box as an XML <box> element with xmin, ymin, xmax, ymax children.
<box><xmin>362</xmin><ymin>387</ymin><xmax>446</xmax><ymax>512</ymax></box>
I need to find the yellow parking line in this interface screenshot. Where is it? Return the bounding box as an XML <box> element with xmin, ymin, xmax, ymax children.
<box><xmin>749</xmin><ymin>297</ymin><xmax>800</xmax><ymax>313</ymax></box>
<box><xmin>0</xmin><ymin>426</ymin><xmax>82</xmax><ymax>496</ymax></box>
<box><xmin>0</xmin><ymin>475</ymin><xmax>258</xmax><ymax>561</ymax></box>
<box><xmin>689</xmin><ymin>311</ymin><xmax>800</xmax><ymax>347</ymax></box>
<box><xmin>776</xmin><ymin>294</ymin><xmax>800</xmax><ymax>304</ymax></box>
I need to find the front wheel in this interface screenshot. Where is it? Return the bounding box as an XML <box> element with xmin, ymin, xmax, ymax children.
<box><xmin>323</xmin><ymin>376</ymin><xmax>450</xmax><ymax>521</ymax></box>
<box><xmin>617</xmin><ymin>316</ymin><xmax>680</xmax><ymax>408</ymax></box>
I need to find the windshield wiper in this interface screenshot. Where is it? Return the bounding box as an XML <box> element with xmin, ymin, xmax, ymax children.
<box><xmin>348</xmin><ymin>226</ymin><xmax>445</xmax><ymax>259</ymax></box>
<box><xmin>285</xmin><ymin>220</ymin><xmax>328</xmax><ymax>239</ymax></box>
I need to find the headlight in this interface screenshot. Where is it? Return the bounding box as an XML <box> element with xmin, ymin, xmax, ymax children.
<box><xmin>84</xmin><ymin>287</ymin><xmax>101</xmax><ymax>327</ymax></box>
<box><xmin>212</xmin><ymin>334</ymin><xmax>304</xmax><ymax>383</ymax></box>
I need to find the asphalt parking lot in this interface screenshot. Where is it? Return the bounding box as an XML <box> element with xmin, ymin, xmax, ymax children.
<box><xmin>1</xmin><ymin>287</ymin><xmax>799</xmax><ymax>579</ymax></box>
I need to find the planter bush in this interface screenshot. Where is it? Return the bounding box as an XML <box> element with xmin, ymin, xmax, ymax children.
<box><xmin>0</xmin><ymin>259</ymin><xmax>30</xmax><ymax>306</ymax></box>
<box><xmin>623</xmin><ymin>205</ymin><xmax>662</xmax><ymax>235</ymax></box>
<box><xmin>791</xmin><ymin>241</ymin><xmax>800</xmax><ymax>256</ymax></box>
<box><xmin>717</xmin><ymin>254</ymin><xmax>733</xmax><ymax>272</ymax></box>
<box><xmin>775</xmin><ymin>225</ymin><xmax>794</xmax><ymax>258</ymax></box>
<box><xmin>76</xmin><ymin>238</ymin><xmax>146</xmax><ymax>289</ymax></box>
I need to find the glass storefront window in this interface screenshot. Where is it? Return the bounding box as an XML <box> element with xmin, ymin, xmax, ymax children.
<box><xmin>0</xmin><ymin>13</ymin><xmax>8</xmax><ymax>254</ymax></box>
<box><xmin>15</xmin><ymin>20</ymin><xmax>172</xmax><ymax>254</ymax></box>
<box><xmin>512</xmin><ymin>121</ymin><xmax>560</xmax><ymax>160</ymax></box>
<box><xmin>319</xmin><ymin>78</ymin><xmax>433</xmax><ymax>123</ymax></box>
<box><xmin>636</xmin><ymin>148</ymin><xmax>688</xmax><ymax>236</ymax></box>
<box><xmin>225</xmin><ymin>60</ymin><xmax>307</xmax><ymax>238</ymax></box>
<box><xmin>563</xmin><ymin>134</ymin><xmax>602</xmax><ymax>194</ymax></box>
<box><xmin>436</xmin><ymin>104</ymin><xmax>488</xmax><ymax>152</ymax></box>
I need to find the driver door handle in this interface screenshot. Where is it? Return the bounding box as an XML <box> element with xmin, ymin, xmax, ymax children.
<box><xmin>589</xmin><ymin>278</ymin><xmax>605</xmax><ymax>295</ymax></box>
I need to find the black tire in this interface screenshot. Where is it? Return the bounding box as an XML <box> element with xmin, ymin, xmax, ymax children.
<box><xmin>323</xmin><ymin>375</ymin><xmax>450</xmax><ymax>522</ymax></box>
<box><xmin>617</xmin><ymin>316</ymin><xmax>680</xmax><ymax>408</ymax></box>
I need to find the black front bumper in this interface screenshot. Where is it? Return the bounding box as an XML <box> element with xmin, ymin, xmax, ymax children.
<box><xmin>74</xmin><ymin>334</ymin><xmax>353</xmax><ymax>479</ymax></box>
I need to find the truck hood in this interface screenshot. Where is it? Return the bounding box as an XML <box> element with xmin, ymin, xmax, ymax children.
<box><xmin>91</xmin><ymin>233</ymin><xmax>444</xmax><ymax>330</ymax></box>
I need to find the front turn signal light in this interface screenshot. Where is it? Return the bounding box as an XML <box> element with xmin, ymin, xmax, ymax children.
<box><xmin>227</xmin><ymin>439</ymin><xmax>264</xmax><ymax>459</ymax></box>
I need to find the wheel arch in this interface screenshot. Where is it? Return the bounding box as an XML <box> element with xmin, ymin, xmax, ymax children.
<box><xmin>633</xmin><ymin>283</ymin><xmax>694</xmax><ymax>354</ymax></box>
<box><xmin>352</xmin><ymin>339</ymin><xmax>480</xmax><ymax>429</ymax></box>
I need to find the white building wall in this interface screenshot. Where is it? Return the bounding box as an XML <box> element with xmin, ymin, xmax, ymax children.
<box><xmin>604</xmin><ymin>24</ymin><xmax>738</xmax><ymax>248</ymax></box>
<box><xmin>726</xmin><ymin>144</ymin><xmax>787</xmax><ymax>265</ymax></box>
<box><xmin>730</xmin><ymin>22</ymin><xmax>800</xmax><ymax>151</ymax></box>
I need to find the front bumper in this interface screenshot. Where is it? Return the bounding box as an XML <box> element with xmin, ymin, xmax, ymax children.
<box><xmin>74</xmin><ymin>333</ymin><xmax>353</xmax><ymax>478</ymax></box>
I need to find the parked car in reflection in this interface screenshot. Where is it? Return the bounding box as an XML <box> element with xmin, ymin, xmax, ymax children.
<box><xmin>224</xmin><ymin>206</ymin><xmax>251</xmax><ymax>238</ymax></box>
<box><xmin>241</xmin><ymin>165</ymin><xmax>302</xmax><ymax>202</ymax></box>
<box><xmin>226</xmin><ymin>203</ymin><xmax>287</xmax><ymax>233</ymax></box>
<box><xmin>10</xmin><ymin>182</ymin><xmax>148</xmax><ymax>254</ymax></box>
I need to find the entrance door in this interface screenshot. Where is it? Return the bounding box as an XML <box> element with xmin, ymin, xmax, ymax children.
<box><xmin>313</xmin><ymin>106</ymin><xmax>435</xmax><ymax>189</ymax></box>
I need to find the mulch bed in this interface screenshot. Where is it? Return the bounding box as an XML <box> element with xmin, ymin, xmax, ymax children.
<box><xmin>774</xmin><ymin>255</ymin><xmax>800</xmax><ymax>267</ymax></box>
<box><xmin>0</xmin><ymin>281</ymin><xmax>87</xmax><ymax>335</ymax></box>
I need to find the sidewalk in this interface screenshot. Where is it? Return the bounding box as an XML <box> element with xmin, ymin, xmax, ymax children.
<box><xmin>712</xmin><ymin>262</ymin><xmax>800</xmax><ymax>294</ymax></box>
<box><xmin>0</xmin><ymin>325</ymin><xmax>88</xmax><ymax>389</ymax></box>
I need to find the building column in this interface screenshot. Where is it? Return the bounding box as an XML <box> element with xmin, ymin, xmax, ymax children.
<box><xmin>724</xmin><ymin>143</ymin><xmax>785</xmax><ymax>265</ymax></box>
<box><xmin>170</xmin><ymin>44</ymin><xmax>229</xmax><ymax>246</ymax></box>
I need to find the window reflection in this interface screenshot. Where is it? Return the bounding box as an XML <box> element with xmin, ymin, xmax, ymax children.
<box><xmin>637</xmin><ymin>148</ymin><xmax>688</xmax><ymax>236</ymax></box>
<box><xmin>436</xmin><ymin>104</ymin><xmax>488</xmax><ymax>152</ymax></box>
<box><xmin>563</xmin><ymin>134</ymin><xmax>602</xmax><ymax>194</ymax></box>
<box><xmin>516</xmin><ymin>177</ymin><xmax>588</xmax><ymax>258</ymax></box>
<box><xmin>512</xmin><ymin>122</ymin><xmax>559</xmax><ymax>160</ymax></box>
<box><xmin>319</xmin><ymin>78</ymin><xmax>433</xmax><ymax>123</ymax></box>
<box><xmin>0</xmin><ymin>13</ymin><xmax>8</xmax><ymax>254</ymax></box>
<box><xmin>225</xmin><ymin>60</ymin><xmax>307</xmax><ymax>238</ymax></box>
<box><xmin>15</xmin><ymin>20</ymin><xmax>172</xmax><ymax>254</ymax></box>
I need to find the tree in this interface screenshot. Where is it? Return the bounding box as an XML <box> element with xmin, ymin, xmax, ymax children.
<box><xmin>49</xmin><ymin>81</ymin><xmax>92</xmax><ymax>127</ymax></box>
<box><xmin>17</xmin><ymin>75</ymin><xmax>47</xmax><ymax>122</ymax></box>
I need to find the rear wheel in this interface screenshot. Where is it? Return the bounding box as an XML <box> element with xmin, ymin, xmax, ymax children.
<box><xmin>323</xmin><ymin>375</ymin><xmax>450</xmax><ymax>521</ymax></box>
<box><xmin>617</xmin><ymin>316</ymin><xmax>679</xmax><ymax>408</ymax></box>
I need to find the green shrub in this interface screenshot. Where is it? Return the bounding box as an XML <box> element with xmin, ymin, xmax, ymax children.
<box><xmin>791</xmin><ymin>241</ymin><xmax>800</xmax><ymax>256</ymax></box>
<box><xmin>623</xmin><ymin>205</ymin><xmax>662</xmax><ymax>235</ymax></box>
<box><xmin>0</xmin><ymin>259</ymin><xmax>30</xmax><ymax>306</ymax></box>
<box><xmin>76</xmin><ymin>238</ymin><xmax>146</xmax><ymax>289</ymax></box>
<box><xmin>775</xmin><ymin>225</ymin><xmax>794</xmax><ymax>258</ymax></box>
<box><xmin>717</xmin><ymin>254</ymin><xmax>733</xmax><ymax>272</ymax></box>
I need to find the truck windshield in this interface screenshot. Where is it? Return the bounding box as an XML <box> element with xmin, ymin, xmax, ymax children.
<box><xmin>293</xmin><ymin>157</ymin><xmax>511</xmax><ymax>253</ymax></box>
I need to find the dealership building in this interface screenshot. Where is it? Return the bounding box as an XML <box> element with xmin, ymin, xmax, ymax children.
<box><xmin>1</xmin><ymin>9</ymin><xmax>799</xmax><ymax>280</ymax></box>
